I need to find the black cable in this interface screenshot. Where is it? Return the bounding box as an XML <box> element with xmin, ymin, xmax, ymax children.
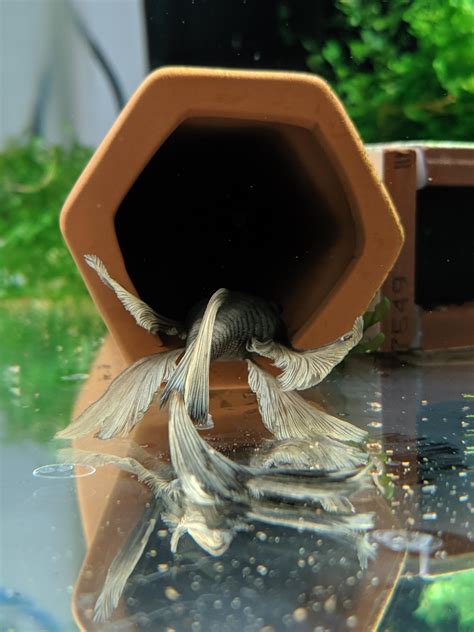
<box><xmin>70</xmin><ymin>3</ymin><xmax>127</xmax><ymax>111</ymax></box>
<box><xmin>29</xmin><ymin>62</ymin><xmax>54</xmax><ymax>137</ymax></box>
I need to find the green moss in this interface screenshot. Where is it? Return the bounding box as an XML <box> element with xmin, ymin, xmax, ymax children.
<box><xmin>415</xmin><ymin>570</ymin><xmax>474</xmax><ymax>631</ymax></box>
<box><xmin>280</xmin><ymin>0</ymin><xmax>474</xmax><ymax>142</ymax></box>
<box><xmin>0</xmin><ymin>137</ymin><xmax>93</xmax><ymax>300</ymax></box>
<box><xmin>0</xmin><ymin>299</ymin><xmax>105</xmax><ymax>442</ymax></box>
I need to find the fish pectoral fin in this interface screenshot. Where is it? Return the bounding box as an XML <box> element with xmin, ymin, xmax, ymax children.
<box><xmin>320</xmin><ymin>495</ymin><xmax>355</xmax><ymax>514</ymax></box>
<box><xmin>55</xmin><ymin>350</ymin><xmax>181</xmax><ymax>440</ymax></box>
<box><xmin>250</xmin><ymin>436</ymin><xmax>367</xmax><ymax>472</ymax></box>
<box><xmin>168</xmin><ymin>392</ymin><xmax>247</xmax><ymax>504</ymax></box>
<box><xmin>247</xmin><ymin>360</ymin><xmax>368</xmax><ymax>446</ymax></box>
<box><xmin>93</xmin><ymin>501</ymin><xmax>160</xmax><ymax>623</ymax></box>
<box><xmin>249</xmin><ymin>316</ymin><xmax>364</xmax><ymax>391</ymax></box>
<box><xmin>84</xmin><ymin>254</ymin><xmax>186</xmax><ymax>337</ymax></box>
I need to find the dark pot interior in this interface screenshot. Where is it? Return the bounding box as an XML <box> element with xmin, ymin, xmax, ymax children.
<box><xmin>115</xmin><ymin>118</ymin><xmax>357</xmax><ymax>336</ymax></box>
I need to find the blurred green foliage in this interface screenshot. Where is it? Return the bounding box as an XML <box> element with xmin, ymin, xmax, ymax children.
<box><xmin>416</xmin><ymin>570</ymin><xmax>474</xmax><ymax>631</ymax></box>
<box><xmin>0</xmin><ymin>138</ymin><xmax>105</xmax><ymax>442</ymax></box>
<box><xmin>0</xmin><ymin>299</ymin><xmax>105</xmax><ymax>442</ymax></box>
<box><xmin>279</xmin><ymin>0</ymin><xmax>474</xmax><ymax>141</ymax></box>
<box><xmin>352</xmin><ymin>295</ymin><xmax>390</xmax><ymax>354</ymax></box>
<box><xmin>0</xmin><ymin>137</ymin><xmax>93</xmax><ymax>299</ymax></box>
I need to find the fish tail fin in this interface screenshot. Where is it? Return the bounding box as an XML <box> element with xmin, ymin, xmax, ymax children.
<box><xmin>161</xmin><ymin>288</ymin><xmax>229</xmax><ymax>422</ymax></box>
<box><xmin>93</xmin><ymin>500</ymin><xmax>160</xmax><ymax>622</ymax></box>
<box><xmin>357</xmin><ymin>533</ymin><xmax>377</xmax><ymax>569</ymax></box>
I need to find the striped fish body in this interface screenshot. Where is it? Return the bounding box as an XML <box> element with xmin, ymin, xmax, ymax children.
<box><xmin>185</xmin><ymin>292</ymin><xmax>288</xmax><ymax>361</ymax></box>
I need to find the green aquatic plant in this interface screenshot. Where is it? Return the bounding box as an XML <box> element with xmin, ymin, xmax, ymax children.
<box><xmin>0</xmin><ymin>137</ymin><xmax>93</xmax><ymax>300</ymax></box>
<box><xmin>279</xmin><ymin>0</ymin><xmax>474</xmax><ymax>142</ymax></box>
<box><xmin>352</xmin><ymin>296</ymin><xmax>390</xmax><ymax>354</ymax></box>
<box><xmin>0</xmin><ymin>299</ymin><xmax>105</xmax><ymax>442</ymax></box>
<box><xmin>415</xmin><ymin>570</ymin><xmax>474</xmax><ymax>631</ymax></box>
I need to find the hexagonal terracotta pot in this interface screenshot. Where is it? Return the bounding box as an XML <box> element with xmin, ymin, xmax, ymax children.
<box><xmin>60</xmin><ymin>67</ymin><xmax>403</xmax><ymax>386</ymax></box>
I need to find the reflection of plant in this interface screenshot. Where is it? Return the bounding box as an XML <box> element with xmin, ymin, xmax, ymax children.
<box><xmin>353</xmin><ymin>296</ymin><xmax>390</xmax><ymax>353</ymax></box>
<box><xmin>0</xmin><ymin>300</ymin><xmax>105</xmax><ymax>442</ymax></box>
<box><xmin>279</xmin><ymin>0</ymin><xmax>474</xmax><ymax>142</ymax></box>
<box><xmin>416</xmin><ymin>570</ymin><xmax>474</xmax><ymax>631</ymax></box>
<box><xmin>0</xmin><ymin>138</ymin><xmax>92</xmax><ymax>299</ymax></box>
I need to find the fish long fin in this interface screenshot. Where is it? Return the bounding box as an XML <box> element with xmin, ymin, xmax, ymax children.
<box><xmin>168</xmin><ymin>392</ymin><xmax>247</xmax><ymax>504</ymax></box>
<box><xmin>56</xmin><ymin>350</ymin><xmax>181</xmax><ymax>439</ymax></box>
<box><xmin>247</xmin><ymin>502</ymin><xmax>376</xmax><ymax>568</ymax></box>
<box><xmin>94</xmin><ymin>500</ymin><xmax>161</xmax><ymax>622</ymax></box>
<box><xmin>320</xmin><ymin>496</ymin><xmax>355</xmax><ymax>513</ymax></box>
<box><xmin>58</xmin><ymin>448</ymin><xmax>176</xmax><ymax>497</ymax></box>
<box><xmin>247</xmin><ymin>502</ymin><xmax>374</xmax><ymax>539</ymax></box>
<box><xmin>249</xmin><ymin>316</ymin><xmax>363</xmax><ymax>391</ymax></box>
<box><xmin>250</xmin><ymin>436</ymin><xmax>367</xmax><ymax>472</ymax></box>
<box><xmin>161</xmin><ymin>288</ymin><xmax>229</xmax><ymax>422</ymax></box>
<box><xmin>247</xmin><ymin>473</ymin><xmax>356</xmax><ymax>511</ymax></box>
<box><xmin>84</xmin><ymin>255</ymin><xmax>185</xmax><ymax>337</ymax></box>
<box><xmin>247</xmin><ymin>360</ymin><xmax>367</xmax><ymax>445</ymax></box>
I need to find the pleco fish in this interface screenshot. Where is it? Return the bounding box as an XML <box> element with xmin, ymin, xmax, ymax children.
<box><xmin>55</xmin><ymin>258</ymin><xmax>378</xmax><ymax>621</ymax></box>
<box><xmin>369</xmin><ymin>529</ymin><xmax>442</xmax><ymax>576</ymax></box>
<box><xmin>160</xmin><ymin>287</ymin><xmax>289</xmax><ymax>423</ymax></box>
<box><xmin>57</xmin><ymin>255</ymin><xmax>367</xmax><ymax>465</ymax></box>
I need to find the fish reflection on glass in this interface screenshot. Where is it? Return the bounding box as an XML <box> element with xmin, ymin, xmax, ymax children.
<box><xmin>369</xmin><ymin>529</ymin><xmax>443</xmax><ymax>576</ymax></box>
<box><xmin>60</xmin><ymin>443</ymin><xmax>377</xmax><ymax>623</ymax></box>
<box><xmin>56</xmin><ymin>256</ymin><xmax>366</xmax><ymax>469</ymax></box>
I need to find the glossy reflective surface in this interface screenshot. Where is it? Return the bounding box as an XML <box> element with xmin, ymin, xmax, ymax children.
<box><xmin>1</xmin><ymin>302</ymin><xmax>473</xmax><ymax>631</ymax></box>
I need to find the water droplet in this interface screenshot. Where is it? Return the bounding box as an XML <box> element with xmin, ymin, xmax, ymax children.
<box><xmin>60</xmin><ymin>373</ymin><xmax>89</xmax><ymax>382</ymax></box>
<box><xmin>368</xmin><ymin>401</ymin><xmax>382</xmax><ymax>411</ymax></box>
<box><xmin>292</xmin><ymin>607</ymin><xmax>307</xmax><ymax>622</ymax></box>
<box><xmin>195</xmin><ymin>414</ymin><xmax>214</xmax><ymax>430</ymax></box>
<box><xmin>165</xmin><ymin>586</ymin><xmax>180</xmax><ymax>601</ymax></box>
<box><xmin>324</xmin><ymin>595</ymin><xmax>337</xmax><ymax>614</ymax></box>
<box><xmin>33</xmin><ymin>463</ymin><xmax>95</xmax><ymax>478</ymax></box>
<box><xmin>366</xmin><ymin>442</ymin><xmax>382</xmax><ymax>451</ymax></box>
<box><xmin>367</xmin><ymin>421</ymin><xmax>383</xmax><ymax>428</ymax></box>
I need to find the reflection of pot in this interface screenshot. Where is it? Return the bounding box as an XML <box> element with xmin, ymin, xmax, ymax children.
<box><xmin>60</xmin><ymin>67</ymin><xmax>402</xmax><ymax>384</ymax></box>
<box><xmin>70</xmin><ymin>336</ymin><xmax>406</xmax><ymax>632</ymax></box>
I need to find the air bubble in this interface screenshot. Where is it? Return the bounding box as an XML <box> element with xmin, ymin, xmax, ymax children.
<box><xmin>33</xmin><ymin>463</ymin><xmax>95</xmax><ymax>478</ymax></box>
